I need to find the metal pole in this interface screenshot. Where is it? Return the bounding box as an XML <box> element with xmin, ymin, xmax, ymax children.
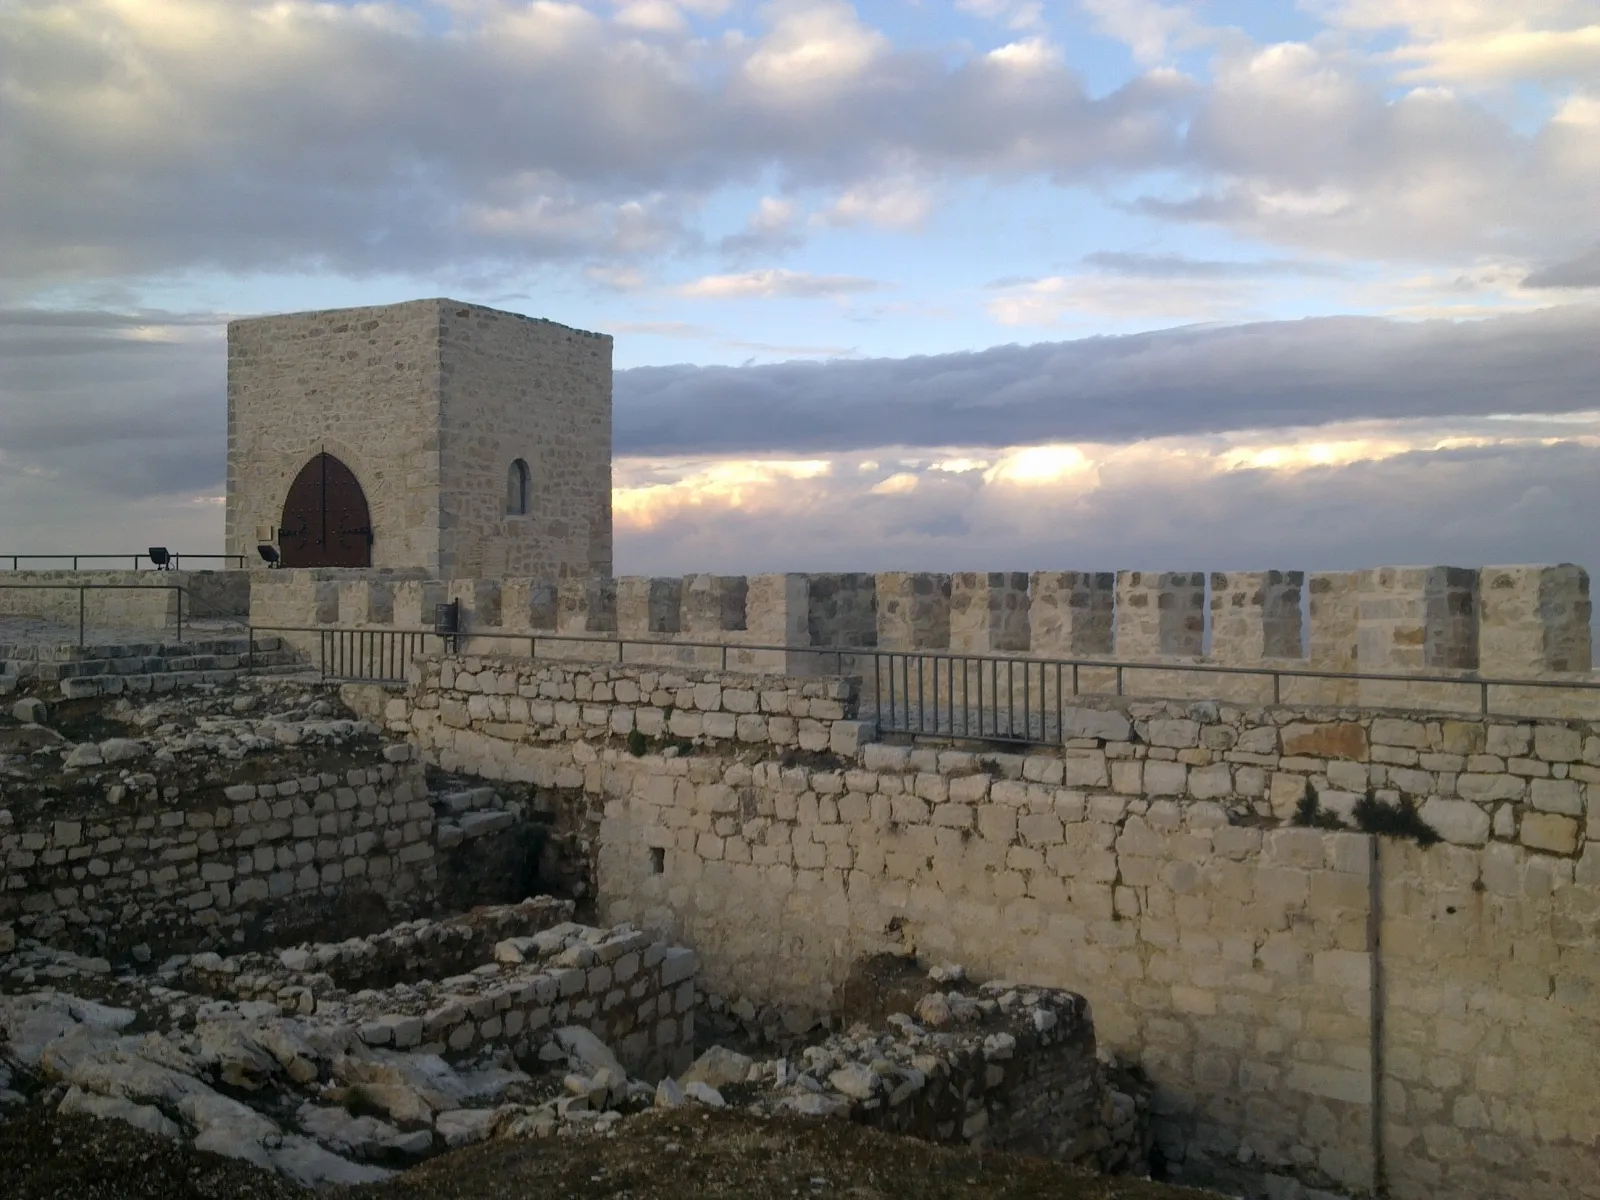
<box><xmin>78</xmin><ymin>587</ymin><xmax>85</xmax><ymax>648</ymax></box>
<box><xmin>176</xmin><ymin>588</ymin><xmax>183</xmax><ymax>644</ymax></box>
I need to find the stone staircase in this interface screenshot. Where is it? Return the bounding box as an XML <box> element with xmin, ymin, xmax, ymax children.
<box><xmin>0</xmin><ymin>634</ymin><xmax>307</xmax><ymax>698</ymax></box>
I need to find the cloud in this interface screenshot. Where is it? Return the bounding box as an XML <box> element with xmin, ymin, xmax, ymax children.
<box><xmin>955</xmin><ymin>0</ymin><xmax>1045</xmax><ymax>32</ymax></box>
<box><xmin>984</xmin><ymin>273</ymin><xmax>1258</xmax><ymax>324</ymax></box>
<box><xmin>614</xmin><ymin>304</ymin><xmax>1600</xmax><ymax>454</ymax></box>
<box><xmin>0</xmin><ymin>0</ymin><xmax>1190</xmax><ymax>291</ymax></box>
<box><xmin>613</xmin><ymin>433</ymin><xmax>1600</xmax><ymax>575</ymax></box>
<box><xmin>1525</xmin><ymin>244</ymin><xmax>1600</xmax><ymax>288</ymax></box>
<box><xmin>718</xmin><ymin>197</ymin><xmax>806</xmax><ymax>257</ymax></box>
<box><xmin>819</xmin><ymin>178</ymin><xmax>934</xmax><ymax>230</ymax></box>
<box><xmin>674</xmin><ymin>268</ymin><xmax>883</xmax><ymax>298</ymax></box>
<box><xmin>1137</xmin><ymin>35</ymin><xmax>1600</xmax><ymax>269</ymax></box>
<box><xmin>1079</xmin><ymin>251</ymin><xmax>1345</xmax><ymax>279</ymax></box>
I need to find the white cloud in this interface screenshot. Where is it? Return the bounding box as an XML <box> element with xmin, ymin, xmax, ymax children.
<box><xmin>819</xmin><ymin>178</ymin><xmax>933</xmax><ymax>230</ymax></box>
<box><xmin>674</xmin><ymin>268</ymin><xmax>882</xmax><ymax>297</ymax></box>
<box><xmin>612</xmin><ymin>422</ymin><xmax>1600</xmax><ymax>576</ymax></box>
<box><xmin>0</xmin><ymin>0</ymin><xmax>1186</xmax><ymax>291</ymax></box>
<box><xmin>741</xmin><ymin>1</ymin><xmax>888</xmax><ymax>92</ymax></box>
<box><xmin>613</xmin><ymin>1</ymin><xmax>690</xmax><ymax>34</ymax></box>
<box><xmin>1081</xmin><ymin>0</ymin><xmax>1207</xmax><ymax>65</ymax></box>
<box><xmin>956</xmin><ymin>0</ymin><xmax>1044</xmax><ymax>32</ymax></box>
<box><xmin>984</xmin><ymin>273</ymin><xmax>1256</xmax><ymax>325</ymax></box>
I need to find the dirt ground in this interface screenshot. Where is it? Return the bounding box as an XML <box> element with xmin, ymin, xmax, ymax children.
<box><xmin>1</xmin><ymin>1106</ymin><xmax>1214</xmax><ymax>1200</ymax></box>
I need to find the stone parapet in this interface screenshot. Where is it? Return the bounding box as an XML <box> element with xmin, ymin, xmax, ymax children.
<box><xmin>1478</xmin><ymin>563</ymin><xmax>1592</xmax><ymax>675</ymax></box>
<box><xmin>950</xmin><ymin>572</ymin><xmax>1031</xmax><ymax>654</ymax></box>
<box><xmin>875</xmin><ymin>572</ymin><xmax>952</xmax><ymax>650</ymax></box>
<box><xmin>1028</xmin><ymin>571</ymin><xmax>1114</xmax><ymax>658</ymax></box>
<box><xmin>1114</xmin><ymin>571</ymin><xmax>1204</xmax><ymax>658</ymax></box>
<box><xmin>235</xmin><ymin>563</ymin><xmax>1600</xmax><ymax>699</ymax></box>
<box><xmin>1357</xmin><ymin>564</ymin><xmax>1479</xmax><ymax>671</ymax></box>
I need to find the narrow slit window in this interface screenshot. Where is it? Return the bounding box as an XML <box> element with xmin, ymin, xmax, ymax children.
<box><xmin>506</xmin><ymin>458</ymin><xmax>530</xmax><ymax>515</ymax></box>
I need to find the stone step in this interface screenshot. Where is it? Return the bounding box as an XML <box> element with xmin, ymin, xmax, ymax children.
<box><xmin>16</xmin><ymin>647</ymin><xmax>301</xmax><ymax>681</ymax></box>
<box><xmin>0</xmin><ymin>634</ymin><xmax>274</xmax><ymax>663</ymax></box>
<box><xmin>55</xmin><ymin>662</ymin><xmax>309</xmax><ymax>699</ymax></box>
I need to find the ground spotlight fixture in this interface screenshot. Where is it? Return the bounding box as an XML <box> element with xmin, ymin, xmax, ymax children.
<box><xmin>257</xmin><ymin>544</ymin><xmax>281</xmax><ymax>568</ymax></box>
<box><xmin>148</xmin><ymin>546</ymin><xmax>171</xmax><ymax>570</ymax></box>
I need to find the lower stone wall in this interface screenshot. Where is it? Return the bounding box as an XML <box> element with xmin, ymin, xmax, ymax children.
<box><xmin>1</xmin><ymin>746</ymin><xmax>434</xmax><ymax>959</ymax></box>
<box><xmin>181</xmin><ymin>901</ymin><xmax>697</xmax><ymax>1080</ymax></box>
<box><xmin>384</xmin><ymin>658</ymin><xmax>1600</xmax><ymax>1200</ymax></box>
<box><xmin>0</xmin><ymin>570</ymin><xmax>180</xmax><ymax>631</ymax></box>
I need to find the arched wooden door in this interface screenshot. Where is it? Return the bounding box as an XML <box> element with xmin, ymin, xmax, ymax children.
<box><xmin>278</xmin><ymin>453</ymin><xmax>373</xmax><ymax>568</ymax></box>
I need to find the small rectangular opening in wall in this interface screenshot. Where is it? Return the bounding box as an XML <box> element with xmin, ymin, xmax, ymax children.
<box><xmin>649</xmin><ymin>846</ymin><xmax>665</xmax><ymax>875</ymax></box>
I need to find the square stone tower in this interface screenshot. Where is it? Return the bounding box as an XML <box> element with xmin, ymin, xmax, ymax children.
<box><xmin>225</xmin><ymin>299</ymin><xmax>612</xmax><ymax>579</ymax></box>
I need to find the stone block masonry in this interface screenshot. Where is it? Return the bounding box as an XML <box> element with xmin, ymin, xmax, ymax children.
<box><xmin>226</xmin><ymin>298</ymin><xmax>611</xmax><ymax>580</ymax></box>
<box><xmin>249</xmin><ymin>563</ymin><xmax>1597</xmax><ymax>705</ymax></box>
<box><xmin>384</xmin><ymin>656</ymin><xmax>1600</xmax><ymax>1200</ymax></box>
<box><xmin>0</xmin><ymin>748</ymin><xmax>441</xmax><ymax>959</ymax></box>
<box><xmin>1478</xmin><ymin>563</ymin><xmax>1592</xmax><ymax>676</ymax></box>
<box><xmin>181</xmin><ymin>903</ymin><xmax>697</xmax><ymax>1080</ymax></box>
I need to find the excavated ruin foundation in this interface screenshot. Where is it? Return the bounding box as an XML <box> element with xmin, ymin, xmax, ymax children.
<box><xmin>0</xmin><ymin>677</ymin><xmax>1150</xmax><ymax>1191</ymax></box>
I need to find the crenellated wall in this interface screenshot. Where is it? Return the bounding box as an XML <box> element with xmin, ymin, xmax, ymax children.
<box><xmin>249</xmin><ymin>564</ymin><xmax>1597</xmax><ymax>694</ymax></box>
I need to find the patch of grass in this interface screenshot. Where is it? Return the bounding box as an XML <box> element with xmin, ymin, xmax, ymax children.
<box><xmin>1353</xmin><ymin>789</ymin><xmax>1440</xmax><ymax>847</ymax></box>
<box><xmin>1293</xmin><ymin>781</ymin><xmax>1342</xmax><ymax>830</ymax></box>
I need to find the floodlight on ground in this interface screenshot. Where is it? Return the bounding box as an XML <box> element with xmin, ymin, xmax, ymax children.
<box><xmin>148</xmin><ymin>547</ymin><xmax>171</xmax><ymax>570</ymax></box>
<box><xmin>257</xmin><ymin>544</ymin><xmax>281</xmax><ymax>568</ymax></box>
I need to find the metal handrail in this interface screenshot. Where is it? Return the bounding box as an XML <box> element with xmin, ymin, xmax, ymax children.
<box><xmin>1</xmin><ymin>553</ymin><xmax>247</xmax><ymax>571</ymax></box>
<box><xmin>0</xmin><ymin>583</ymin><xmax>187</xmax><ymax>647</ymax></box>
<box><xmin>245</xmin><ymin>623</ymin><xmax>1600</xmax><ymax>723</ymax></box>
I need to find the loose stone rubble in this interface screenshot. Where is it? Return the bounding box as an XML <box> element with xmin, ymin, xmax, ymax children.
<box><xmin>0</xmin><ymin>903</ymin><xmax>699</xmax><ymax>1186</ymax></box>
<box><xmin>1</xmin><ymin>939</ymin><xmax>1147</xmax><ymax>1190</ymax></box>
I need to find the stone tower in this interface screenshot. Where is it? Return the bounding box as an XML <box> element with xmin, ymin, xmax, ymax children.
<box><xmin>225</xmin><ymin>298</ymin><xmax>612</xmax><ymax>579</ymax></box>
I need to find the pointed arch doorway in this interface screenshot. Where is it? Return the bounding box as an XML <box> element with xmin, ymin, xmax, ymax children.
<box><xmin>278</xmin><ymin>452</ymin><xmax>373</xmax><ymax>568</ymax></box>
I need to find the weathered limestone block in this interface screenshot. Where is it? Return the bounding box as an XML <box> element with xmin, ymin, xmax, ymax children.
<box><xmin>1115</xmin><ymin>571</ymin><xmax>1204</xmax><ymax>657</ymax></box>
<box><xmin>446</xmin><ymin>579</ymin><xmax>502</xmax><ymax>630</ymax></box>
<box><xmin>392</xmin><ymin>580</ymin><xmax>448</xmax><ymax>629</ymax></box>
<box><xmin>807</xmin><ymin>574</ymin><xmax>877</xmax><ymax>648</ymax></box>
<box><xmin>617</xmin><ymin>577</ymin><xmax>683</xmax><ymax>636</ymax></box>
<box><xmin>1357</xmin><ymin>565</ymin><xmax>1478</xmax><ymax>671</ymax></box>
<box><xmin>337</xmin><ymin>581</ymin><xmax>396</xmax><ymax>627</ymax></box>
<box><xmin>1307</xmin><ymin>571</ymin><xmax>1360</xmax><ymax>669</ymax></box>
<box><xmin>950</xmin><ymin>572</ymin><xmax>1030</xmax><ymax>653</ymax></box>
<box><xmin>500</xmin><ymin>579</ymin><xmax>558</xmax><ymax>632</ymax></box>
<box><xmin>557</xmin><ymin>574</ymin><xmax>617</xmax><ymax>634</ymax></box>
<box><xmin>251</xmin><ymin>570</ymin><xmax>339</xmax><ymax>627</ymax></box>
<box><xmin>1478</xmin><ymin>564</ymin><xmax>1591</xmax><ymax>675</ymax></box>
<box><xmin>875</xmin><ymin>573</ymin><xmax>951</xmax><ymax>650</ymax></box>
<box><xmin>1028</xmin><ymin>572</ymin><xmax>1114</xmax><ymax>657</ymax></box>
<box><xmin>732</xmin><ymin>574</ymin><xmax>810</xmax><ymax>673</ymax></box>
<box><xmin>1209</xmin><ymin>571</ymin><xmax>1303</xmax><ymax>663</ymax></box>
<box><xmin>682</xmin><ymin>575</ymin><xmax>748</xmax><ymax>635</ymax></box>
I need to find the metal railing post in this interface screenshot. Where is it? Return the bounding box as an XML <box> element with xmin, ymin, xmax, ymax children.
<box><xmin>78</xmin><ymin>586</ymin><xmax>85</xmax><ymax>648</ymax></box>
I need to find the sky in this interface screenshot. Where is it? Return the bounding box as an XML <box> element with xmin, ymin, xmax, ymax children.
<box><xmin>3</xmin><ymin>0</ymin><xmax>1600</xmax><ymax>577</ymax></box>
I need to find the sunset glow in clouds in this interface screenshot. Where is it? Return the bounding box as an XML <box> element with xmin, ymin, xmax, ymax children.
<box><xmin>2</xmin><ymin>1</ymin><xmax>1599</xmax><ymax>573</ymax></box>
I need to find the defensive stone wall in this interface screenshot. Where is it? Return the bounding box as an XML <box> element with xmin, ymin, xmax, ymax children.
<box><xmin>0</xmin><ymin>569</ymin><xmax>248</xmax><ymax>632</ymax></box>
<box><xmin>381</xmin><ymin>656</ymin><xmax>1600</xmax><ymax>1200</ymax></box>
<box><xmin>249</xmin><ymin>563</ymin><xmax>1595</xmax><ymax>691</ymax></box>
